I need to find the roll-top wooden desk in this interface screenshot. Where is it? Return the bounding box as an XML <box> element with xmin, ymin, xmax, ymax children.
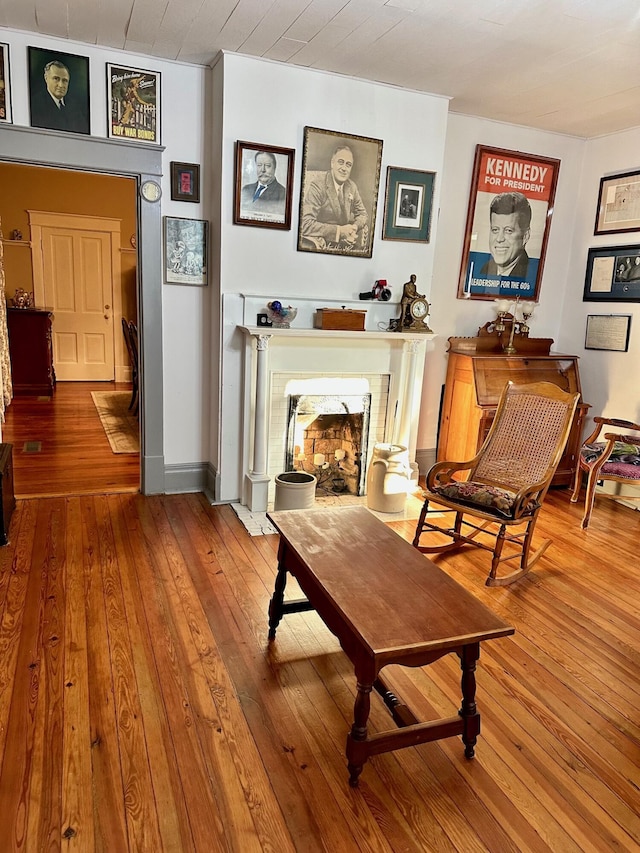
<box><xmin>437</xmin><ymin>332</ymin><xmax>589</xmax><ymax>487</ymax></box>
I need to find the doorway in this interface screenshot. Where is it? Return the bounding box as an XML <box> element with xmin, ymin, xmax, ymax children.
<box><xmin>0</xmin><ymin>124</ymin><xmax>165</xmax><ymax>494</ymax></box>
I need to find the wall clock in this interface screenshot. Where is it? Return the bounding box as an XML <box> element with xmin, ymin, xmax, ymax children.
<box><xmin>140</xmin><ymin>180</ymin><xmax>162</xmax><ymax>202</ymax></box>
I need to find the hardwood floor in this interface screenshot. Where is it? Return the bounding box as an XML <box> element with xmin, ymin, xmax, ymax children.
<box><xmin>1</xmin><ymin>381</ymin><xmax>139</xmax><ymax>498</ymax></box>
<box><xmin>0</xmin><ymin>484</ymin><xmax>639</xmax><ymax>851</ymax></box>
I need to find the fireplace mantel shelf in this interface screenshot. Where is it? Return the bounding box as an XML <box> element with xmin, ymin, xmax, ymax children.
<box><xmin>241</xmin><ymin>326</ymin><xmax>436</xmax><ymax>342</ymax></box>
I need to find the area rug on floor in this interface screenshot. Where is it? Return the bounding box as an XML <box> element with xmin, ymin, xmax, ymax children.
<box><xmin>91</xmin><ymin>391</ymin><xmax>139</xmax><ymax>454</ymax></box>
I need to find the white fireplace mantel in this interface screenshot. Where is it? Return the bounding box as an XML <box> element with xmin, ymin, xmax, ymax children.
<box><xmin>240</xmin><ymin>325</ymin><xmax>435</xmax><ymax>512</ymax></box>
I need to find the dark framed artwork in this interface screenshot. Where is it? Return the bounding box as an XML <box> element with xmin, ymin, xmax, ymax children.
<box><xmin>382</xmin><ymin>166</ymin><xmax>436</xmax><ymax>242</ymax></box>
<box><xmin>457</xmin><ymin>145</ymin><xmax>560</xmax><ymax>302</ymax></box>
<box><xmin>0</xmin><ymin>43</ymin><xmax>12</xmax><ymax>123</ymax></box>
<box><xmin>28</xmin><ymin>46</ymin><xmax>90</xmax><ymax>134</ymax></box>
<box><xmin>585</xmin><ymin>314</ymin><xmax>632</xmax><ymax>352</ymax></box>
<box><xmin>234</xmin><ymin>141</ymin><xmax>295</xmax><ymax>229</ymax></box>
<box><xmin>583</xmin><ymin>244</ymin><xmax>640</xmax><ymax>303</ymax></box>
<box><xmin>171</xmin><ymin>162</ymin><xmax>200</xmax><ymax>202</ymax></box>
<box><xmin>297</xmin><ymin>126</ymin><xmax>383</xmax><ymax>258</ymax></box>
<box><xmin>107</xmin><ymin>63</ymin><xmax>161</xmax><ymax>144</ymax></box>
<box><xmin>163</xmin><ymin>217</ymin><xmax>208</xmax><ymax>286</ymax></box>
<box><xmin>594</xmin><ymin>170</ymin><xmax>640</xmax><ymax>235</ymax></box>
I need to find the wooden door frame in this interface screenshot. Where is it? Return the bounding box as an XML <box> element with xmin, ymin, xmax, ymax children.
<box><xmin>0</xmin><ymin>123</ymin><xmax>165</xmax><ymax>494</ymax></box>
<box><xmin>29</xmin><ymin>210</ymin><xmax>122</xmax><ymax>380</ymax></box>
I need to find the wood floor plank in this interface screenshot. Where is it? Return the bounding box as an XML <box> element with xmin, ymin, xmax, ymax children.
<box><xmin>91</xmin><ymin>495</ymin><xmax>164</xmax><ymax>852</ymax></box>
<box><xmin>61</xmin><ymin>496</ymin><xmax>95</xmax><ymax>850</ymax></box>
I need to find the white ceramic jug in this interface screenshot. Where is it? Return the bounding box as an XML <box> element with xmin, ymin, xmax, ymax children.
<box><xmin>366</xmin><ymin>443</ymin><xmax>410</xmax><ymax>513</ymax></box>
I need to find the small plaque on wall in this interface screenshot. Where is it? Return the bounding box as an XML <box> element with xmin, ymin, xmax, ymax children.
<box><xmin>585</xmin><ymin>314</ymin><xmax>631</xmax><ymax>352</ymax></box>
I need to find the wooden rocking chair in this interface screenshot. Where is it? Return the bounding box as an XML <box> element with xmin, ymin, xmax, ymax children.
<box><xmin>413</xmin><ymin>381</ymin><xmax>580</xmax><ymax>587</ymax></box>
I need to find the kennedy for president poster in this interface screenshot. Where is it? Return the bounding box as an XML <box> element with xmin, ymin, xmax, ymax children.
<box><xmin>458</xmin><ymin>145</ymin><xmax>560</xmax><ymax>302</ymax></box>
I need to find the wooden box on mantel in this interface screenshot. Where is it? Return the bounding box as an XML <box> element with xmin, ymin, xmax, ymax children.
<box><xmin>314</xmin><ymin>308</ymin><xmax>366</xmax><ymax>331</ymax></box>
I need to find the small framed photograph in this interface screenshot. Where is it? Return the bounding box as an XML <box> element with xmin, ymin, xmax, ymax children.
<box><xmin>171</xmin><ymin>162</ymin><xmax>200</xmax><ymax>202</ymax></box>
<box><xmin>234</xmin><ymin>141</ymin><xmax>295</xmax><ymax>230</ymax></box>
<box><xmin>297</xmin><ymin>126</ymin><xmax>383</xmax><ymax>258</ymax></box>
<box><xmin>585</xmin><ymin>314</ymin><xmax>632</xmax><ymax>352</ymax></box>
<box><xmin>583</xmin><ymin>244</ymin><xmax>640</xmax><ymax>302</ymax></box>
<box><xmin>163</xmin><ymin>217</ymin><xmax>208</xmax><ymax>286</ymax></box>
<box><xmin>457</xmin><ymin>144</ymin><xmax>560</xmax><ymax>302</ymax></box>
<box><xmin>28</xmin><ymin>46</ymin><xmax>90</xmax><ymax>134</ymax></box>
<box><xmin>594</xmin><ymin>170</ymin><xmax>640</xmax><ymax>235</ymax></box>
<box><xmin>0</xmin><ymin>43</ymin><xmax>12</xmax><ymax>123</ymax></box>
<box><xmin>107</xmin><ymin>63</ymin><xmax>161</xmax><ymax>144</ymax></box>
<box><xmin>382</xmin><ymin>166</ymin><xmax>436</xmax><ymax>242</ymax></box>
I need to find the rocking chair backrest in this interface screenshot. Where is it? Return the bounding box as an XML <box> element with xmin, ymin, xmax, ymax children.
<box><xmin>472</xmin><ymin>381</ymin><xmax>580</xmax><ymax>493</ymax></box>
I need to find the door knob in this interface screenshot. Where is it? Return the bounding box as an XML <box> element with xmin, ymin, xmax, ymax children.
<box><xmin>105</xmin><ymin>304</ymin><xmax>111</xmax><ymax>309</ymax></box>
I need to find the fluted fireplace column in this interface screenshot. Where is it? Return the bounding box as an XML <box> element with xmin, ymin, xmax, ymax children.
<box><xmin>244</xmin><ymin>332</ymin><xmax>271</xmax><ymax>511</ymax></box>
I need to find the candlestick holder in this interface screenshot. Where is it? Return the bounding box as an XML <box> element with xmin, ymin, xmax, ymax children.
<box><xmin>491</xmin><ymin>298</ymin><xmax>536</xmax><ymax>354</ymax></box>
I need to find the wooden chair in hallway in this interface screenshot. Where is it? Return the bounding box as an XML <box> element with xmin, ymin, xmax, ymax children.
<box><xmin>570</xmin><ymin>416</ymin><xmax>640</xmax><ymax>528</ymax></box>
<box><xmin>412</xmin><ymin>381</ymin><xmax>580</xmax><ymax>587</ymax></box>
<box><xmin>122</xmin><ymin>317</ymin><xmax>139</xmax><ymax>416</ymax></box>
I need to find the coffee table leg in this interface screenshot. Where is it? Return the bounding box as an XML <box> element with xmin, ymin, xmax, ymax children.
<box><xmin>459</xmin><ymin>643</ymin><xmax>481</xmax><ymax>758</ymax></box>
<box><xmin>346</xmin><ymin>680</ymin><xmax>372</xmax><ymax>787</ymax></box>
<box><xmin>268</xmin><ymin>563</ymin><xmax>287</xmax><ymax>640</ymax></box>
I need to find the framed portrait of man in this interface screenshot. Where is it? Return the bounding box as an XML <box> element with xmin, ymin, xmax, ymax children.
<box><xmin>457</xmin><ymin>145</ymin><xmax>560</xmax><ymax>302</ymax></box>
<box><xmin>234</xmin><ymin>141</ymin><xmax>295</xmax><ymax>230</ymax></box>
<box><xmin>297</xmin><ymin>126</ymin><xmax>383</xmax><ymax>258</ymax></box>
<box><xmin>107</xmin><ymin>64</ymin><xmax>161</xmax><ymax>144</ymax></box>
<box><xmin>28</xmin><ymin>46</ymin><xmax>90</xmax><ymax>135</ymax></box>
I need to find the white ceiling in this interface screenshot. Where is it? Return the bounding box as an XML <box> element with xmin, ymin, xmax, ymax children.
<box><xmin>3</xmin><ymin>0</ymin><xmax>640</xmax><ymax>138</ymax></box>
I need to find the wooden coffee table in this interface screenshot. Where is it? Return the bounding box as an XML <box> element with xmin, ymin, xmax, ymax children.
<box><xmin>267</xmin><ymin>505</ymin><xmax>515</xmax><ymax>786</ymax></box>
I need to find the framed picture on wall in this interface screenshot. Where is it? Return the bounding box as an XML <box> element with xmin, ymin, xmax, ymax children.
<box><xmin>594</xmin><ymin>170</ymin><xmax>640</xmax><ymax>235</ymax></box>
<box><xmin>297</xmin><ymin>126</ymin><xmax>383</xmax><ymax>258</ymax></box>
<box><xmin>583</xmin><ymin>244</ymin><xmax>640</xmax><ymax>302</ymax></box>
<box><xmin>163</xmin><ymin>217</ymin><xmax>208</xmax><ymax>286</ymax></box>
<box><xmin>28</xmin><ymin>46</ymin><xmax>90</xmax><ymax>134</ymax></box>
<box><xmin>233</xmin><ymin>141</ymin><xmax>295</xmax><ymax>229</ymax></box>
<box><xmin>382</xmin><ymin>166</ymin><xmax>436</xmax><ymax>242</ymax></box>
<box><xmin>107</xmin><ymin>63</ymin><xmax>161</xmax><ymax>144</ymax></box>
<box><xmin>457</xmin><ymin>145</ymin><xmax>560</xmax><ymax>302</ymax></box>
<box><xmin>0</xmin><ymin>43</ymin><xmax>12</xmax><ymax>123</ymax></box>
<box><xmin>171</xmin><ymin>162</ymin><xmax>200</xmax><ymax>202</ymax></box>
<box><xmin>584</xmin><ymin>314</ymin><xmax>632</xmax><ymax>352</ymax></box>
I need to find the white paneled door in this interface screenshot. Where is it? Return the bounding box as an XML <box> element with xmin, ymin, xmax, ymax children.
<box><xmin>29</xmin><ymin>212</ymin><xmax>122</xmax><ymax>381</ymax></box>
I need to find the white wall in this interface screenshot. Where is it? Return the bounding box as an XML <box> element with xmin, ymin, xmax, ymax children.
<box><xmin>425</xmin><ymin>113</ymin><xmax>587</xmax><ymax>447</ymax></box>
<box><xmin>558</xmin><ymin>127</ymin><xmax>640</xmax><ymax>425</ymax></box>
<box><xmin>215</xmin><ymin>53</ymin><xmax>450</xmax><ymax>501</ymax></box>
<box><xmin>0</xmin><ymin>28</ymin><xmax>210</xmax><ymax>469</ymax></box>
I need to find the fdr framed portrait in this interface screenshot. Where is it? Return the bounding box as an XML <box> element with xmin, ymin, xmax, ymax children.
<box><xmin>28</xmin><ymin>46</ymin><xmax>90</xmax><ymax>135</ymax></box>
<box><xmin>234</xmin><ymin>141</ymin><xmax>295</xmax><ymax>230</ymax></box>
<box><xmin>297</xmin><ymin>126</ymin><xmax>383</xmax><ymax>258</ymax></box>
<box><xmin>457</xmin><ymin>145</ymin><xmax>560</xmax><ymax>302</ymax></box>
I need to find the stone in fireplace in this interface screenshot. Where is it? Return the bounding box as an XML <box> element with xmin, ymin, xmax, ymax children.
<box><xmin>285</xmin><ymin>393</ymin><xmax>371</xmax><ymax>496</ymax></box>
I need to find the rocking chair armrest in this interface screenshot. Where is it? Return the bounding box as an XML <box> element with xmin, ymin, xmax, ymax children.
<box><xmin>426</xmin><ymin>459</ymin><xmax>475</xmax><ymax>488</ymax></box>
<box><xmin>510</xmin><ymin>481</ymin><xmax>547</xmax><ymax>517</ymax></box>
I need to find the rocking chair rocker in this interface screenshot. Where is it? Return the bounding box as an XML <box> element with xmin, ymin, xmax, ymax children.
<box><xmin>413</xmin><ymin>381</ymin><xmax>580</xmax><ymax>587</ymax></box>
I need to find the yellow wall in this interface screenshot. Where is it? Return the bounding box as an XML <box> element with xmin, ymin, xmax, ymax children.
<box><xmin>0</xmin><ymin>162</ymin><xmax>138</xmax><ymax>375</ymax></box>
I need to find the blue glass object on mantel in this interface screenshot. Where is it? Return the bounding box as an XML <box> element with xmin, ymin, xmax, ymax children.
<box><xmin>266</xmin><ymin>300</ymin><xmax>297</xmax><ymax>328</ymax></box>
